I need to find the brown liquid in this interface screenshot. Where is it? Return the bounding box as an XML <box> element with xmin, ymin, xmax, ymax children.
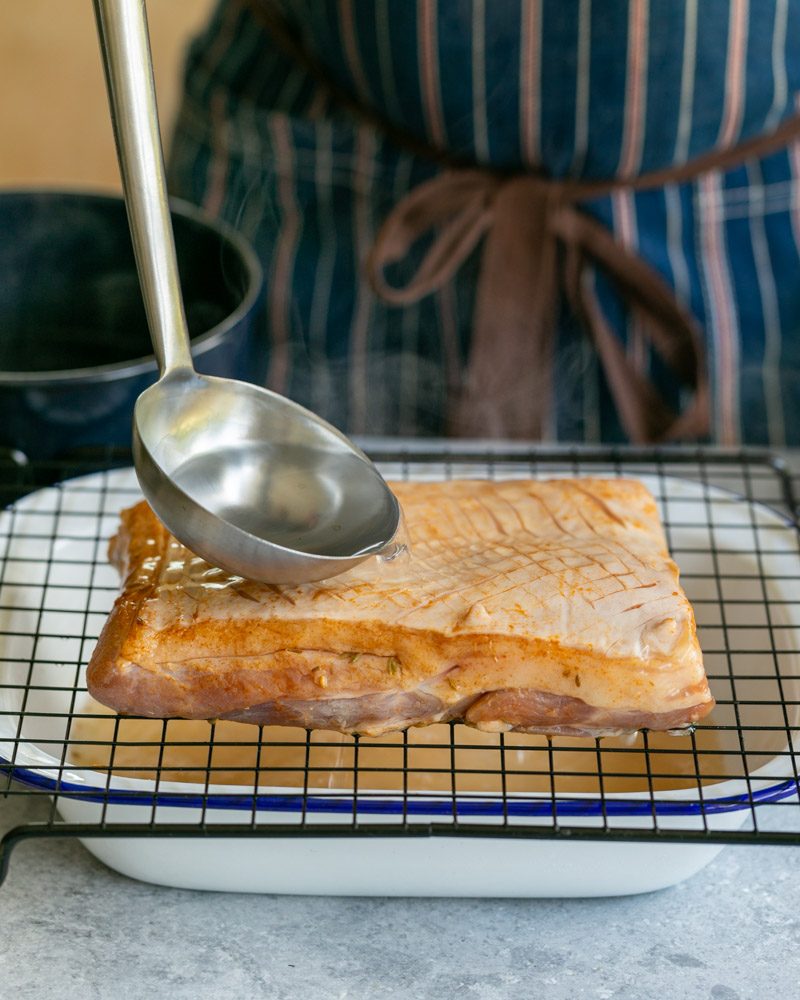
<box><xmin>67</xmin><ymin>697</ymin><xmax>783</xmax><ymax>795</ymax></box>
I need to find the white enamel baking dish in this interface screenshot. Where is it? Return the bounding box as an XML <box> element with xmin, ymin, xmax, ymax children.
<box><xmin>1</xmin><ymin>468</ymin><xmax>798</xmax><ymax>896</ymax></box>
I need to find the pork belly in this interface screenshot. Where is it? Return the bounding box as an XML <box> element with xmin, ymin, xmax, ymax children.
<box><xmin>86</xmin><ymin>478</ymin><xmax>714</xmax><ymax>737</ymax></box>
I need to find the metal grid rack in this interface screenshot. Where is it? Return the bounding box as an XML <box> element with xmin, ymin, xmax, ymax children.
<box><xmin>1</xmin><ymin>445</ymin><xmax>799</xmax><ymax>885</ymax></box>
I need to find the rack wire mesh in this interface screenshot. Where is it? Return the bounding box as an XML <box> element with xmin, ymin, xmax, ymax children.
<box><xmin>1</xmin><ymin>445</ymin><xmax>799</xmax><ymax>885</ymax></box>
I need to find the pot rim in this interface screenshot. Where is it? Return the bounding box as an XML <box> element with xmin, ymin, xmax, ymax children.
<box><xmin>0</xmin><ymin>188</ymin><xmax>263</xmax><ymax>386</ymax></box>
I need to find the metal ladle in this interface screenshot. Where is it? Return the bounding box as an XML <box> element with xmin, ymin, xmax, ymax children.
<box><xmin>93</xmin><ymin>0</ymin><xmax>399</xmax><ymax>583</ymax></box>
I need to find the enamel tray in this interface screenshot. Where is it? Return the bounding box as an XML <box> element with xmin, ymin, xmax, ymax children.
<box><xmin>0</xmin><ymin>467</ymin><xmax>798</xmax><ymax>896</ymax></box>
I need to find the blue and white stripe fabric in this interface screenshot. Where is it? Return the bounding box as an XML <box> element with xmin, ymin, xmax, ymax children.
<box><xmin>168</xmin><ymin>0</ymin><xmax>800</xmax><ymax>444</ymax></box>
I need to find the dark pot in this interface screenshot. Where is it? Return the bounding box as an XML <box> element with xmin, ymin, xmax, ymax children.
<box><xmin>0</xmin><ymin>190</ymin><xmax>264</xmax><ymax>462</ymax></box>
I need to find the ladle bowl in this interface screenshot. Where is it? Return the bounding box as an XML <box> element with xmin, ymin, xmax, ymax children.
<box><xmin>134</xmin><ymin>371</ymin><xmax>400</xmax><ymax>582</ymax></box>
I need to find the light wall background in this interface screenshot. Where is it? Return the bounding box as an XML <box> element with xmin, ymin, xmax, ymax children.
<box><xmin>0</xmin><ymin>0</ymin><xmax>215</xmax><ymax>191</ymax></box>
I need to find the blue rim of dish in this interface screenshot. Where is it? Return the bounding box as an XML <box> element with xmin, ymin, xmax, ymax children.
<box><xmin>2</xmin><ymin>757</ymin><xmax>798</xmax><ymax>817</ymax></box>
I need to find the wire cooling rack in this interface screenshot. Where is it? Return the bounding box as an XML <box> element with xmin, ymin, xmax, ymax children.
<box><xmin>1</xmin><ymin>445</ymin><xmax>799</xmax><ymax>886</ymax></box>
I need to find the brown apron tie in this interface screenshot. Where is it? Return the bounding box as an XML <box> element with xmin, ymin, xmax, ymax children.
<box><xmin>368</xmin><ymin>172</ymin><xmax>709</xmax><ymax>441</ymax></box>
<box><xmin>368</xmin><ymin>112</ymin><xmax>800</xmax><ymax>441</ymax></box>
<box><xmin>243</xmin><ymin>0</ymin><xmax>800</xmax><ymax>442</ymax></box>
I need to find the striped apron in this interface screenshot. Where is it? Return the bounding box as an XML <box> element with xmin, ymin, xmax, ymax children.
<box><xmin>168</xmin><ymin>0</ymin><xmax>800</xmax><ymax>445</ymax></box>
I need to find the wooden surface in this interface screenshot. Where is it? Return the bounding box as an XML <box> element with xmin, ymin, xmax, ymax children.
<box><xmin>0</xmin><ymin>0</ymin><xmax>215</xmax><ymax>191</ymax></box>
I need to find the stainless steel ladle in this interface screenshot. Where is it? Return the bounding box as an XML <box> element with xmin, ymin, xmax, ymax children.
<box><xmin>93</xmin><ymin>0</ymin><xmax>399</xmax><ymax>583</ymax></box>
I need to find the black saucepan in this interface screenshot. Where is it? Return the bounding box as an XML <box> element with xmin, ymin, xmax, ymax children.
<box><xmin>0</xmin><ymin>190</ymin><xmax>264</xmax><ymax>462</ymax></box>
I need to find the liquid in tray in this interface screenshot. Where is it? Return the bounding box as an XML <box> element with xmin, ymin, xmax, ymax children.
<box><xmin>67</xmin><ymin>697</ymin><xmax>761</xmax><ymax>796</ymax></box>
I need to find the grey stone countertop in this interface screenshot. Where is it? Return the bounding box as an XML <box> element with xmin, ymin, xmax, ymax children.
<box><xmin>2</xmin><ymin>793</ymin><xmax>798</xmax><ymax>1000</ymax></box>
<box><xmin>2</xmin><ymin>443</ymin><xmax>800</xmax><ymax>999</ymax></box>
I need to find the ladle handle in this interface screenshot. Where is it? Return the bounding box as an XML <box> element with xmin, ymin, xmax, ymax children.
<box><xmin>94</xmin><ymin>0</ymin><xmax>194</xmax><ymax>376</ymax></box>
